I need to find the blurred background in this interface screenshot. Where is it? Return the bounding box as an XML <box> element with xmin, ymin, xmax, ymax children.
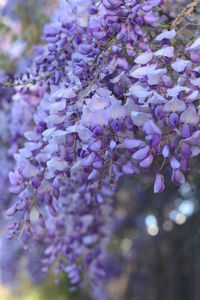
<box><xmin>1</xmin><ymin>0</ymin><xmax>200</xmax><ymax>300</ymax></box>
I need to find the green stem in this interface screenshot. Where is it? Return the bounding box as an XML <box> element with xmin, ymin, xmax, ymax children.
<box><xmin>1</xmin><ymin>72</ymin><xmax>52</xmax><ymax>88</ymax></box>
<box><xmin>82</xmin><ymin>39</ymin><xmax>115</xmax><ymax>99</ymax></box>
<box><xmin>109</xmin><ymin>149</ymin><xmax>113</xmax><ymax>183</ymax></box>
<box><xmin>72</xmin><ymin>135</ymin><xmax>78</xmax><ymax>165</ymax></box>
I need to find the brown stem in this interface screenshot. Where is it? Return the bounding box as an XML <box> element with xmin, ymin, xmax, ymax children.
<box><xmin>172</xmin><ymin>0</ymin><xmax>200</xmax><ymax>29</ymax></box>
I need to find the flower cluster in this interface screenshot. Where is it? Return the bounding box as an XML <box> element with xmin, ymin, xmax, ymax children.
<box><xmin>5</xmin><ymin>0</ymin><xmax>200</xmax><ymax>295</ymax></box>
<box><xmin>0</xmin><ymin>82</ymin><xmax>13</xmax><ymax>222</ymax></box>
<box><xmin>0</xmin><ymin>78</ymin><xmax>48</xmax><ymax>288</ymax></box>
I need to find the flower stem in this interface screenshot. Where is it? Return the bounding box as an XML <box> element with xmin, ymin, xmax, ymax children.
<box><xmin>82</xmin><ymin>38</ymin><xmax>115</xmax><ymax>99</ymax></box>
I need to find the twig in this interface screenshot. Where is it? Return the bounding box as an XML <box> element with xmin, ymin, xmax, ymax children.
<box><xmin>1</xmin><ymin>72</ymin><xmax>52</xmax><ymax>88</ymax></box>
<box><xmin>72</xmin><ymin>134</ymin><xmax>78</xmax><ymax>165</ymax></box>
<box><xmin>172</xmin><ymin>0</ymin><xmax>200</xmax><ymax>29</ymax></box>
<box><xmin>82</xmin><ymin>38</ymin><xmax>115</xmax><ymax>99</ymax></box>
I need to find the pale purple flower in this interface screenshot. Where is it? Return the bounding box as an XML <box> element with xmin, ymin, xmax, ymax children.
<box><xmin>143</xmin><ymin>120</ymin><xmax>162</xmax><ymax>135</ymax></box>
<box><xmin>132</xmin><ymin>145</ymin><xmax>150</xmax><ymax>160</ymax></box>
<box><xmin>171</xmin><ymin>59</ymin><xmax>191</xmax><ymax>73</ymax></box>
<box><xmin>124</xmin><ymin>138</ymin><xmax>145</xmax><ymax>149</ymax></box>
<box><xmin>186</xmin><ymin>37</ymin><xmax>200</xmax><ymax>52</ymax></box>
<box><xmin>180</xmin><ymin>105</ymin><xmax>199</xmax><ymax>126</ymax></box>
<box><xmin>88</xmin><ymin>169</ymin><xmax>99</xmax><ymax>180</ymax></box>
<box><xmin>139</xmin><ymin>154</ymin><xmax>153</xmax><ymax>168</ymax></box>
<box><xmin>131</xmin><ymin>64</ymin><xmax>167</xmax><ymax>85</ymax></box>
<box><xmin>134</xmin><ymin>51</ymin><xmax>153</xmax><ymax>65</ymax></box>
<box><xmin>122</xmin><ymin>162</ymin><xmax>139</xmax><ymax>175</ymax></box>
<box><xmin>154</xmin><ymin>173</ymin><xmax>165</xmax><ymax>193</ymax></box>
<box><xmin>81</xmin><ymin>152</ymin><xmax>96</xmax><ymax>167</ymax></box>
<box><xmin>167</xmin><ymin>86</ymin><xmax>190</xmax><ymax>98</ymax></box>
<box><xmin>170</xmin><ymin>156</ymin><xmax>180</xmax><ymax>170</ymax></box>
<box><xmin>110</xmin><ymin>140</ymin><xmax>116</xmax><ymax>150</ymax></box>
<box><xmin>154</xmin><ymin>46</ymin><xmax>174</xmax><ymax>58</ymax></box>
<box><xmin>162</xmin><ymin>145</ymin><xmax>169</xmax><ymax>158</ymax></box>
<box><xmin>172</xmin><ymin>169</ymin><xmax>185</xmax><ymax>185</ymax></box>
<box><xmin>128</xmin><ymin>83</ymin><xmax>152</xmax><ymax>103</ymax></box>
<box><xmin>163</xmin><ymin>99</ymin><xmax>186</xmax><ymax>113</ymax></box>
<box><xmin>90</xmin><ymin>140</ymin><xmax>102</xmax><ymax>152</ymax></box>
<box><xmin>155</xmin><ymin>29</ymin><xmax>176</xmax><ymax>41</ymax></box>
<box><xmin>131</xmin><ymin>111</ymin><xmax>152</xmax><ymax>127</ymax></box>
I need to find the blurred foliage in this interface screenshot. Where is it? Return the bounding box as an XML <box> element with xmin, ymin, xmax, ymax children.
<box><xmin>0</xmin><ymin>52</ymin><xmax>15</xmax><ymax>72</ymax></box>
<box><xmin>0</xmin><ymin>20</ymin><xmax>10</xmax><ymax>33</ymax></box>
<box><xmin>0</xmin><ymin>0</ymin><xmax>54</xmax><ymax>72</ymax></box>
<box><xmin>0</xmin><ymin>275</ymin><xmax>81</xmax><ymax>300</ymax></box>
<box><xmin>14</xmin><ymin>1</ymin><xmax>49</xmax><ymax>49</ymax></box>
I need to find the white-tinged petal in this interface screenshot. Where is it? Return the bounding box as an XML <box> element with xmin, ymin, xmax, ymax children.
<box><xmin>167</xmin><ymin>85</ymin><xmax>190</xmax><ymax>98</ymax></box>
<box><xmin>47</xmin><ymin>157</ymin><xmax>68</xmax><ymax>171</ymax></box>
<box><xmin>78</xmin><ymin>125</ymin><xmax>92</xmax><ymax>143</ymax></box>
<box><xmin>49</xmin><ymin>100</ymin><xmax>66</xmax><ymax>113</ymax></box>
<box><xmin>186</xmin><ymin>37</ymin><xmax>200</xmax><ymax>51</ymax></box>
<box><xmin>163</xmin><ymin>99</ymin><xmax>186</xmax><ymax>113</ymax></box>
<box><xmin>154</xmin><ymin>46</ymin><xmax>174</xmax><ymax>58</ymax></box>
<box><xmin>155</xmin><ymin>29</ymin><xmax>176</xmax><ymax>41</ymax></box>
<box><xmin>131</xmin><ymin>111</ymin><xmax>152</xmax><ymax>127</ymax></box>
<box><xmin>171</xmin><ymin>59</ymin><xmax>191</xmax><ymax>73</ymax></box>
<box><xmin>148</xmin><ymin>92</ymin><xmax>167</xmax><ymax>104</ymax></box>
<box><xmin>180</xmin><ymin>105</ymin><xmax>199</xmax><ymax>125</ymax></box>
<box><xmin>50</xmin><ymin>87</ymin><xmax>77</xmax><ymax>99</ymax></box>
<box><xmin>134</xmin><ymin>51</ymin><xmax>153</xmax><ymax>65</ymax></box>
<box><xmin>128</xmin><ymin>83</ymin><xmax>152</xmax><ymax>103</ymax></box>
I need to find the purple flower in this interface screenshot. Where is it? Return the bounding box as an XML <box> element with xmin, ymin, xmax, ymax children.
<box><xmin>90</xmin><ymin>140</ymin><xmax>102</xmax><ymax>152</ymax></box>
<box><xmin>181</xmin><ymin>124</ymin><xmax>190</xmax><ymax>138</ymax></box>
<box><xmin>170</xmin><ymin>156</ymin><xmax>180</xmax><ymax>170</ymax></box>
<box><xmin>154</xmin><ymin>173</ymin><xmax>165</xmax><ymax>193</ymax></box>
<box><xmin>122</xmin><ymin>162</ymin><xmax>139</xmax><ymax>175</ymax></box>
<box><xmin>143</xmin><ymin>120</ymin><xmax>162</xmax><ymax>135</ymax></box>
<box><xmin>5</xmin><ymin>0</ymin><xmax>200</xmax><ymax>292</ymax></box>
<box><xmin>171</xmin><ymin>59</ymin><xmax>191</xmax><ymax>73</ymax></box>
<box><xmin>162</xmin><ymin>145</ymin><xmax>169</xmax><ymax>158</ymax></box>
<box><xmin>180</xmin><ymin>105</ymin><xmax>199</xmax><ymax>126</ymax></box>
<box><xmin>81</xmin><ymin>152</ymin><xmax>96</xmax><ymax>167</ymax></box>
<box><xmin>132</xmin><ymin>145</ymin><xmax>150</xmax><ymax>160</ymax></box>
<box><xmin>124</xmin><ymin>138</ymin><xmax>145</xmax><ymax>149</ymax></box>
<box><xmin>139</xmin><ymin>154</ymin><xmax>153</xmax><ymax>168</ymax></box>
<box><xmin>154</xmin><ymin>46</ymin><xmax>174</xmax><ymax>58</ymax></box>
<box><xmin>171</xmin><ymin>169</ymin><xmax>185</xmax><ymax>185</ymax></box>
<box><xmin>155</xmin><ymin>29</ymin><xmax>176</xmax><ymax>41</ymax></box>
<box><xmin>134</xmin><ymin>51</ymin><xmax>153</xmax><ymax>65</ymax></box>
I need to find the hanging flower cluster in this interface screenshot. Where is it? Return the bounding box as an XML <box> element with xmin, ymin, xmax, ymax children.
<box><xmin>4</xmin><ymin>0</ymin><xmax>200</xmax><ymax>294</ymax></box>
<box><xmin>0</xmin><ymin>83</ymin><xmax>13</xmax><ymax>222</ymax></box>
<box><xmin>0</xmin><ymin>73</ymin><xmax>49</xmax><ymax>287</ymax></box>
